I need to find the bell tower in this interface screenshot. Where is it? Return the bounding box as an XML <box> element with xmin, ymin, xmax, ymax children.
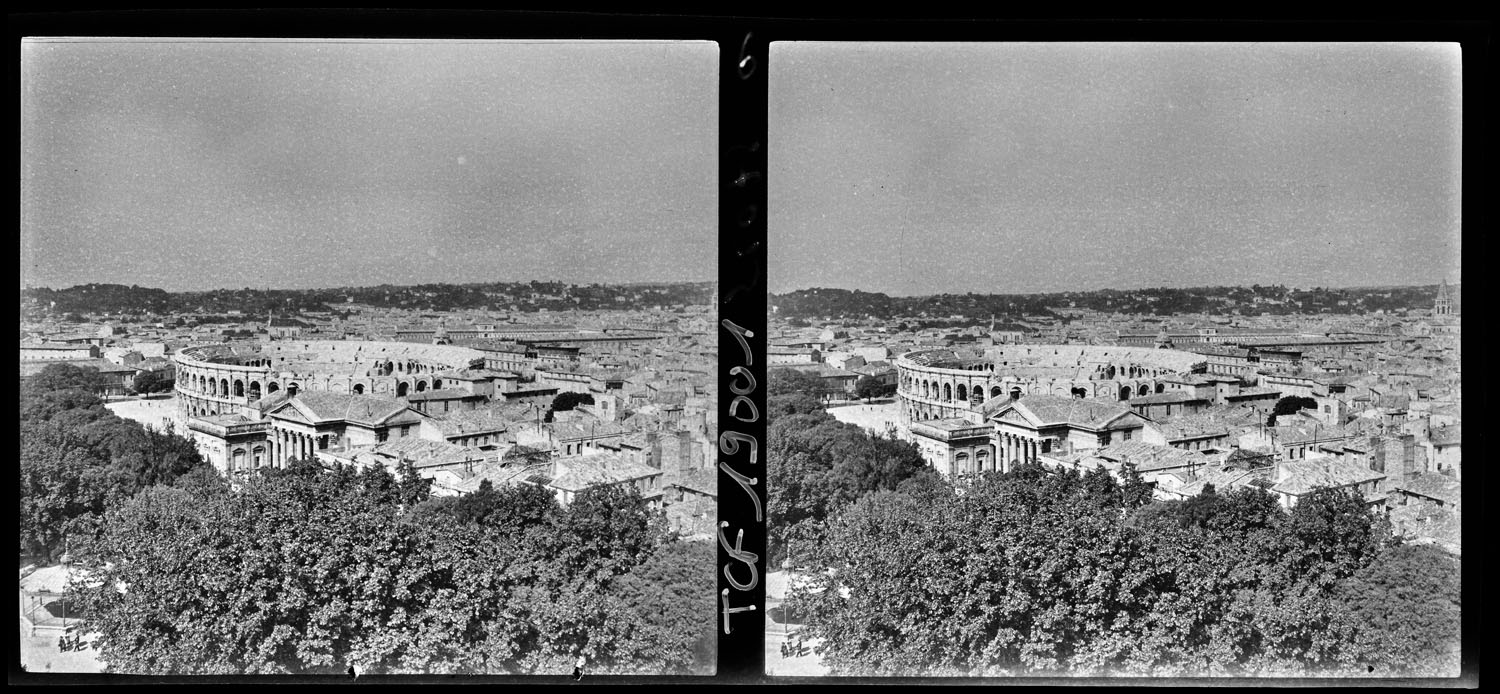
<box><xmin>1433</xmin><ymin>280</ymin><xmax>1453</xmax><ymax>316</ymax></box>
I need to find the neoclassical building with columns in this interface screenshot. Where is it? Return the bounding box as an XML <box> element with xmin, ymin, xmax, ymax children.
<box><xmin>895</xmin><ymin>345</ymin><xmax>1204</xmax><ymax>478</ymax></box>
<box><xmin>910</xmin><ymin>393</ymin><xmax>1155</xmax><ymax>479</ymax></box>
<box><xmin>175</xmin><ymin>340</ymin><xmax>489</xmax><ymax>475</ymax></box>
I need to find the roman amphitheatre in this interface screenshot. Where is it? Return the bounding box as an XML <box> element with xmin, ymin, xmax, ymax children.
<box><xmin>895</xmin><ymin>344</ymin><xmax>1207</xmax><ymax>425</ymax></box>
<box><xmin>173</xmin><ymin>340</ymin><xmax>486</xmax><ymax>418</ymax></box>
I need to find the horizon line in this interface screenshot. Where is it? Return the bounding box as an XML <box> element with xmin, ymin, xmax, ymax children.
<box><xmin>21</xmin><ymin>278</ymin><xmax>717</xmax><ymax>294</ymax></box>
<box><xmin>769</xmin><ymin>280</ymin><xmax>1459</xmax><ymax>298</ymax></box>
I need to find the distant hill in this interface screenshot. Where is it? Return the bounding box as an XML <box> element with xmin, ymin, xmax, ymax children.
<box><xmin>769</xmin><ymin>284</ymin><xmax>1449</xmax><ymax>321</ymax></box>
<box><xmin>21</xmin><ymin>280</ymin><xmax>715</xmax><ymax>320</ymax></box>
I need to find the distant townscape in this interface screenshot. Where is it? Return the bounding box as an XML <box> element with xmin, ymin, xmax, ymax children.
<box><xmin>767</xmin><ymin>281</ymin><xmax>1460</xmax><ymax>678</ymax></box>
<box><xmin>19</xmin><ymin>280</ymin><xmax>718</xmax><ymax>675</ymax></box>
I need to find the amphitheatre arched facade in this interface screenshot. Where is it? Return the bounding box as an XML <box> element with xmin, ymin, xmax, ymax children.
<box><xmin>895</xmin><ymin>344</ymin><xmax>1207</xmax><ymax>426</ymax></box>
<box><xmin>173</xmin><ymin>340</ymin><xmax>486</xmax><ymax>418</ymax></box>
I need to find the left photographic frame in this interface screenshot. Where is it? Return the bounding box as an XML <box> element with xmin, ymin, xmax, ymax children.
<box><xmin>19</xmin><ymin>36</ymin><xmax>722</xmax><ymax>679</ymax></box>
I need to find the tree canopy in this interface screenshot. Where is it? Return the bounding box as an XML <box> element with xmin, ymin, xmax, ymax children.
<box><xmin>1267</xmin><ymin>395</ymin><xmax>1319</xmax><ymax>426</ymax></box>
<box><xmin>20</xmin><ymin>364</ymin><xmax>209</xmax><ymax>563</ymax></box>
<box><xmin>783</xmin><ymin>464</ymin><xmax>1454</xmax><ymax>677</ymax></box>
<box><xmin>68</xmin><ymin>463</ymin><xmax>707</xmax><ymax>675</ymax></box>
<box><xmin>767</xmin><ymin>369</ymin><xmax>941</xmax><ymax>567</ymax></box>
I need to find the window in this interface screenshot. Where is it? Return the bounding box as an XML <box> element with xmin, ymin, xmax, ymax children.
<box><xmin>1122</xmin><ymin>430</ymin><xmax>1132</xmax><ymax>441</ymax></box>
<box><xmin>377</xmin><ymin>430</ymin><xmax>388</xmax><ymax>443</ymax></box>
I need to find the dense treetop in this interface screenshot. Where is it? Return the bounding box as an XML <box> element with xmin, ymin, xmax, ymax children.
<box><xmin>69</xmin><ymin>461</ymin><xmax>712</xmax><ymax>675</ymax></box>
<box><xmin>20</xmin><ymin>363</ymin><xmax>209</xmax><ymax>563</ymax></box>
<box><xmin>782</xmin><ymin>462</ymin><xmax>1459</xmax><ymax>678</ymax></box>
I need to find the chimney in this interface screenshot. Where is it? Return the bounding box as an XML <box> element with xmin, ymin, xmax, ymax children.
<box><xmin>1401</xmin><ymin>433</ymin><xmax>1416</xmax><ymax>477</ymax></box>
<box><xmin>646</xmin><ymin>430</ymin><xmax>661</xmax><ymax>470</ymax></box>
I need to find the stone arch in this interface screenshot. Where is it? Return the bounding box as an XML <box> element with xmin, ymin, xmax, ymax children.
<box><xmin>432</xmin><ymin>378</ymin><xmax>443</xmax><ymax>390</ymax></box>
<box><xmin>397</xmin><ymin>381</ymin><xmax>410</xmax><ymax>397</ymax></box>
<box><xmin>248</xmin><ymin>381</ymin><xmax>262</xmax><ymax>401</ymax></box>
<box><xmin>1155</xmin><ymin>382</ymin><xmax>1166</xmax><ymax>394</ymax></box>
<box><xmin>1138</xmin><ymin>384</ymin><xmax>1150</xmax><ymax>397</ymax></box>
<box><xmin>1071</xmin><ymin>386</ymin><xmax>1088</xmax><ymax>398</ymax></box>
<box><xmin>1105</xmin><ymin>365</ymin><xmax>1117</xmax><ymax>379</ymax></box>
<box><xmin>233</xmin><ymin>380</ymin><xmax>244</xmax><ymax>397</ymax></box>
<box><xmin>415</xmin><ymin>380</ymin><xmax>428</xmax><ymax>393</ymax></box>
<box><xmin>1009</xmin><ymin>387</ymin><xmax>1022</xmax><ymax>401</ymax></box>
<box><xmin>956</xmin><ymin>384</ymin><xmax>967</xmax><ymax>402</ymax></box>
<box><xmin>990</xmin><ymin>386</ymin><xmax>1003</xmax><ymax>399</ymax></box>
<box><xmin>352</xmin><ymin>383</ymin><xmax>365</xmax><ymax>395</ymax></box>
<box><xmin>288</xmin><ymin>383</ymin><xmax>300</xmax><ymax>397</ymax></box>
<box><xmin>267</xmin><ymin>382</ymin><xmax>280</xmax><ymax>394</ymax></box>
<box><xmin>922</xmin><ymin>381</ymin><xmax>931</xmax><ymax>399</ymax></box>
<box><xmin>1119</xmin><ymin>386</ymin><xmax>1132</xmax><ymax>401</ymax></box>
<box><xmin>219</xmin><ymin>378</ymin><xmax>229</xmax><ymax>396</ymax></box>
<box><xmin>942</xmin><ymin>383</ymin><xmax>952</xmax><ymax>401</ymax></box>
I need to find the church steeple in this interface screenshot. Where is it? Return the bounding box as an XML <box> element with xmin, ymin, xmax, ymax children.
<box><xmin>1434</xmin><ymin>280</ymin><xmax>1453</xmax><ymax>316</ymax></box>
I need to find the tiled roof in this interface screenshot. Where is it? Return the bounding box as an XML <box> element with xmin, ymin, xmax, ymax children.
<box><xmin>1128</xmin><ymin>391</ymin><xmax>1206</xmax><ymax>405</ymax></box>
<box><xmin>290</xmin><ymin>392</ymin><xmax>414</xmax><ymax>426</ymax></box>
<box><xmin>1009</xmin><ymin>394</ymin><xmax>1138</xmax><ymax>429</ymax></box>
<box><xmin>1092</xmin><ymin>441</ymin><xmax>1212</xmax><ymax>473</ymax></box>
<box><xmin>1392</xmin><ymin>472</ymin><xmax>1460</xmax><ymax>506</ymax></box>
<box><xmin>332</xmin><ymin>438</ymin><xmax>486</xmax><ymax>470</ymax></box>
<box><xmin>550</xmin><ymin>453</ymin><xmax>660</xmax><ymax>492</ymax></box>
<box><xmin>405</xmin><ymin>388</ymin><xmax>480</xmax><ymax>401</ymax></box>
<box><xmin>1272</xmin><ymin>459</ymin><xmax>1384</xmax><ymax>496</ymax></box>
<box><xmin>1429</xmin><ymin>425</ymin><xmax>1461</xmax><ymax>447</ymax></box>
<box><xmin>429</xmin><ymin>408</ymin><xmax>512</xmax><ymax>436</ymax></box>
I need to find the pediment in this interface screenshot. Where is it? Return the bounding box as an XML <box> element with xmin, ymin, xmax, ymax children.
<box><xmin>991</xmin><ymin>409</ymin><xmax>1037</xmax><ymax>428</ymax></box>
<box><xmin>1101</xmin><ymin>411</ymin><xmax>1151</xmax><ymax>430</ymax></box>
<box><xmin>266</xmin><ymin>401</ymin><xmax>314</xmax><ymax>424</ymax></box>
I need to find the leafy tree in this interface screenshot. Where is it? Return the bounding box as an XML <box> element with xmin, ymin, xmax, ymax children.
<box><xmin>608</xmin><ymin>540</ymin><xmax>716</xmax><ymax>674</ymax></box>
<box><xmin>767</xmin><ymin>408</ymin><xmax>937</xmax><ymax>566</ymax></box>
<box><xmin>394</xmin><ymin>460</ymin><xmax>431</xmax><ymax>507</ymax></box>
<box><xmin>1336</xmin><ymin>543</ymin><xmax>1461</xmax><ymax>676</ymax></box>
<box><xmin>785</xmin><ymin>461</ymin><xmax>1400</xmax><ymax>677</ymax></box>
<box><xmin>550</xmin><ymin>391</ymin><xmax>596</xmax><ymax>413</ymax></box>
<box><xmin>19</xmin><ymin>367</ymin><xmax>210</xmax><ymax>562</ymax></box>
<box><xmin>130</xmin><ymin>369</ymin><xmax>174</xmax><ymax>394</ymax></box>
<box><xmin>19</xmin><ymin>421</ymin><xmax>111</xmax><ymax>563</ymax></box>
<box><xmin>855</xmin><ymin>375</ymin><xmax>895</xmax><ymax>402</ymax></box>
<box><xmin>768</xmin><ymin>368</ymin><xmax>833</xmax><ymax>398</ymax></box>
<box><xmin>407</xmin><ymin>479</ymin><xmax>557</xmax><ymax>534</ymax></box>
<box><xmin>1267</xmin><ymin>395</ymin><xmax>1318</xmax><ymax>426</ymax></box>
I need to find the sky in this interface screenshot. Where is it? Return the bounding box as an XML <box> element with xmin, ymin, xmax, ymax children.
<box><xmin>769</xmin><ymin>42</ymin><xmax>1463</xmax><ymax>296</ymax></box>
<box><xmin>21</xmin><ymin>39</ymin><xmax>718</xmax><ymax>292</ymax></box>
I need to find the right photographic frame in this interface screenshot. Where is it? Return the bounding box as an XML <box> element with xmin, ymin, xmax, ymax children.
<box><xmin>765</xmin><ymin>41</ymin><xmax>1465</xmax><ymax>681</ymax></box>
